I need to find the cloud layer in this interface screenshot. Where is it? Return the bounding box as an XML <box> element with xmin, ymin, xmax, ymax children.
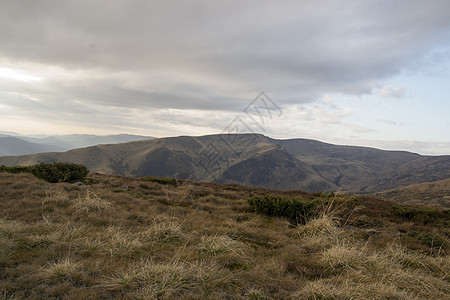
<box><xmin>1</xmin><ymin>0</ymin><xmax>450</xmax><ymax>153</ymax></box>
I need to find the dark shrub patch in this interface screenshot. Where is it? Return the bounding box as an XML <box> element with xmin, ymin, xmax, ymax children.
<box><xmin>408</xmin><ymin>231</ymin><xmax>447</xmax><ymax>249</ymax></box>
<box><xmin>141</xmin><ymin>176</ymin><xmax>177</xmax><ymax>186</ymax></box>
<box><xmin>248</xmin><ymin>195</ymin><xmax>315</xmax><ymax>224</ymax></box>
<box><xmin>392</xmin><ymin>205</ymin><xmax>447</xmax><ymax>224</ymax></box>
<box><xmin>0</xmin><ymin>165</ymin><xmax>32</xmax><ymax>173</ymax></box>
<box><xmin>1</xmin><ymin>163</ymin><xmax>89</xmax><ymax>183</ymax></box>
<box><xmin>31</xmin><ymin>162</ymin><xmax>89</xmax><ymax>183</ymax></box>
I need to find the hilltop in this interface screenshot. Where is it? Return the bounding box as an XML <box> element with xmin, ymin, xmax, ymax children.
<box><xmin>1</xmin><ymin>133</ymin><xmax>449</xmax><ymax>193</ymax></box>
<box><xmin>0</xmin><ymin>171</ymin><xmax>448</xmax><ymax>299</ymax></box>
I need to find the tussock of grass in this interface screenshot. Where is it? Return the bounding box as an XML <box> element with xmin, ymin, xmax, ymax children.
<box><xmin>0</xmin><ymin>218</ymin><xmax>27</xmax><ymax>236</ymax></box>
<box><xmin>39</xmin><ymin>257</ymin><xmax>84</xmax><ymax>283</ymax></box>
<box><xmin>73</xmin><ymin>189</ymin><xmax>111</xmax><ymax>213</ymax></box>
<box><xmin>296</xmin><ymin>214</ymin><xmax>338</xmax><ymax>237</ymax></box>
<box><xmin>102</xmin><ymin>258</ymin><xmax>228</xmax><ymax>299</ymax></box>
<box><xmin>321</xmin><ymin>241</ymin><xmax>369</xmax><ymax>269</ymax></box>
<box><xmin>102</xmin><ymin>259</ymin><xmax>188</xmax><ymax>291</ymax></box>
<box><xmin>198</xmin><ymin>234</ymin><xmax>247</xmax><ymax>256</ymax></box>
<box><xmin>43</xmin><ymin>189</ymin><xmax>70</xmax><ymax>205</ymax></box>
<box><xmin>245</xmin><ymin>288</ymin><xmax>268</xmax><ymax>299</ymax></box>
<box><xmin>140</xmin><ymin>218</ymin><xmax>186</xmax><ymax>243</ymax></box>
<box><xmin>102</xmin><ymin>226</ymin><xmax>143</xmax><ymax>256</ymax></box>
<box><xmin>292</xmin><ymin>278</ymin><xmax>412</xmax><ymax>300</ymax></box>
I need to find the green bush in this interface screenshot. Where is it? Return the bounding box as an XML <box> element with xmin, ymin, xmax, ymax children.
<box><xmin>141</xmin><ymin>176</ymin><xmax>178</xmax><ymax>186</ymax></box>
<box><xmin>392</xmin><ymin>205</ymin><xmax>443</xmax><ymax>224</ymax></box>
<box><xmin>30</xmin><ymin>162</ymin><xmax>89</xmax><ymax>183</ymax></box>
<box><xmin>248</xmin><ymin>195</ymin><xmax>315</xmax><ymax>224</ymax></box>
<box><xmin>408</xmin><ymin>231</ymin><xmax>446</xmax><ymax>249</ymax></box>
<box><xmin>0</xmin><ymin>165</ymin><xmax>32</xmax><ymax>173</ymax></box>
<box><xmin>1</xmin><ymin>163</ymin><xmax>89</xmax><ymax>183</ymax></box>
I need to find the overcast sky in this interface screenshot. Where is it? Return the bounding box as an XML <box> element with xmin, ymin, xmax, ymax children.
<box><xmin>1</xmin><ymin>0</ymin><xmax>450</xmax><ymax>154</ymax></box>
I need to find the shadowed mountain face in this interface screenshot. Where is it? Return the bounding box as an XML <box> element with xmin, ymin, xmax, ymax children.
<box><xmin>0</xmin><ymin>133</ymin><xmax>449</xmax><ymax>193</ymax></box>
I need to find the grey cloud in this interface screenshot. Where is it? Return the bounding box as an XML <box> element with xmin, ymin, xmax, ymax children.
<box><xmin>378</xmin><ymin>119</ymin><xmax>405</xmax><ymax>126</ymax></box>
<box><xmin>376</xmin><ymin>86</ymin><xmax>406</xmax><ymax>98</ymax></box>
<box><xmin>1</xmin><ymin>0</ymin><xmax>450</xmax><ymax>139</ymax></box>
<box><xmin>2</xmin><ymin>1</ymin><xmax>450</xmax><ymax>76</ymax></box>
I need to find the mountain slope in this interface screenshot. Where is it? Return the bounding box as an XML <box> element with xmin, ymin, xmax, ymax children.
<box><xmin>376</xmin><ymin>178</ymin><xmax>450</xmax><ymax>208</ymax></box>
<box><xmin>275</xmin><ymin>138</ymin><xmax>450</xmax><ymax>192</ymax></box>
<box><xmin>0</xmin><ymin>133</ymin><xmax>449</xmax><ymax>193</ymax></box>
<box><xmin>215</xmin><ymin>146</ymin><xmax>337</xmax><ymax>191</ymax></box>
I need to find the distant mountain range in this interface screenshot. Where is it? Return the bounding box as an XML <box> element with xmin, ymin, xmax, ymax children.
<box><xmin>1</xmin><ymin>133</ymin><xmax>449</xmax><ymax>193</ymax></box>
<box><xmin>0</xmin><ymin>134</ymin><xmax>154</xmax><ymax>156</ymax></box>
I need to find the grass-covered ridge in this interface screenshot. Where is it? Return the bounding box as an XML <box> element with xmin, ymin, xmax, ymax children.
<box><xmin>0</xmin><ymin>172</ymin><xmax>448</xmax><ymax>299</ymax></box>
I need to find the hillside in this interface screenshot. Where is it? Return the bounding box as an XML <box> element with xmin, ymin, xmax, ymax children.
<box><xmin>376</xmin><ymin>178</ymin><xmax>450</xmax><ymax>209</ymax></box>
<box><xmin>0</xmin><ymin>134</ymin><xmax>449</xmax><ymax>193</ymax></box>
<box><xmin>0</xmin><ymin>171</ymin><xmax>448</xmax><ymax>299</ymax></box>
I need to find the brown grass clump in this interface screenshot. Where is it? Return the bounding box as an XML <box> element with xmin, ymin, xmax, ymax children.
<box><xmin>73</xmin><ymin>189</ymin><xmax>111</xmax><ymax>213</ymax></box>
<box><xmin>39</xmin><ymin>257</ymin><xmax>84</xmax><ymax>283</ymax></box>
<box><xmin>140</xmin><ymin>217</ymin><xmax>186</xmax><ymax>243</ymax></box>
<box><xmin>0</xmin><ymin>172</ymin><xmax>448</xmax><ymax>299</ymax></box>
<box><xmin>295</xmin><ymin>213</ymin><xmax>338</xmax><ymax>237</ymax></box>
<box><xmin>101</xmin><ymin>258</ymin><xmax>229</xmax><ymax>299</ymax></box>
<box><xmin>198</xmin><ymin>234</ymin><xmax>247</xmax><ymax>256</ymax></box>
<box><xmin>292</xmin><ymin>278</ymin><xmax>412</xmax><ymax>300</ymax></box>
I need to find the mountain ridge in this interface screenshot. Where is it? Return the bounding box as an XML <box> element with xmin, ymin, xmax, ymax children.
<box><xmin>0</xmin><ymin>133</ymin><xmax>449</xmax><ymax>193</ymax></box>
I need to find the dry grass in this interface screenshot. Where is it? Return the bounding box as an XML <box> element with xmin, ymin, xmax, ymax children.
<box><xmin>198</xmin><ymin>234</ymin><xmax>247</xmax><ymax>256</ymax></box>
<box><xmin>140</xmin><ymin>218</ymin><xmax>186</xmax><ymax>243</ymax></box>
<box><xmin>0</xmin><ymin>172</ymin><xmax>448</xmax><ymax>299</ymax></box>
<box><xmin>39</xmin><ymin>257</ymin><xmax>84</xmax><ymax>283</ymax></box>
<box><xmin>295</xmin><ymin>213</ymin><xmax>338</xmax><ymax>237</ymax></box>
<box><xmin>73</xmin><ymin>188</ymin><xmax>111</xmax><ymax>213</ymax></box>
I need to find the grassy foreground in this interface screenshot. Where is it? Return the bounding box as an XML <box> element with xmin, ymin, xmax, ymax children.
<box><xmin>0</xmin><ymin>172</ymin><xmax>448</xmax><ymax>299</ymax></box>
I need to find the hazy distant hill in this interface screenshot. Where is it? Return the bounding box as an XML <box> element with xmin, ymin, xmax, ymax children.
<box><xmin>0</xmin><ymin>134</ymin><xmax>154</xmax><ymax>156</ymax></box>
<box><xmin>0</xmin><ymin>136</ymin><xmax>65</xmax><ymax>156</ymax></box>
<box><xmin>0</xmin><ymin>133</ymin><xmax>449</xmax><ymax>193</ymax></box>
<box><xmin>376</xmin><ymin>178</ymin><xmax>450</xmax><ymax>208</ymax></box>
<box><xmin>20</xmin><ymin>134</ymin><xmax>155</xmax><ymax>150</ymax></box>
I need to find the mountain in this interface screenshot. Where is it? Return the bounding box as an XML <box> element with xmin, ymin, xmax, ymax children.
<box><xmin>0</xmin><ymin>134</ymin><xmax>154</xmax><ymax>156</ymax></box>
<box><xmin>0</xmin><ymin>136</ymin><xmax>65</xmax><ymax>156</ymax></box>
<box><xmin>0</xmin><ymin>133</ymin><xmax>449</xmax><ymax>193</ymax></box>
<box><xmin>0</xmin><ymin>131</ymin><xmax>21</xmax><ymax>136</ymax></box>
<box><xmin>376</xmin><ymin>178</ymin><xmax>450</xmax><ymax>209</ymax></box>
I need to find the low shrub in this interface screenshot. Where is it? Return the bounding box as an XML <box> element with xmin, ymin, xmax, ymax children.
<box><xmin>392</xmin><ymin>205</ymin><xmax>448</xmax><ymax>224</ymax></box>
<box><xmin>1</xmin><ymin>163</ymin><xmax>89</xmax><ymax>183</ymax></box>
<box><xmin>30</xmin><ymin>162</ymin><xmax>89</xmax><ymax>183</ymax></box>
<box><xmin>141</xmin><ymin>176</ymin><xmax>177</xmax><ymax>186</ymax></box>
<box><xmin>248</xmin><ymin>195</ymin><xmax>315</xmax><ymax>224</ymax></box>
<box><xmin>0</xmin><ymin>165</ymin><xmax>32</xmax><ymax>173</ymax></box>
<box><xmin>408</xmin><ymin>231</ymin><xmax>447</xmax><ymax>249</ymax></box>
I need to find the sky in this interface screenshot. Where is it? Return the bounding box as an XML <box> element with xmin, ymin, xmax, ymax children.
<box><xmin>1</xmin><ymin>0</ymin><xmax>450</xmax><ymax>155</ymax></box>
